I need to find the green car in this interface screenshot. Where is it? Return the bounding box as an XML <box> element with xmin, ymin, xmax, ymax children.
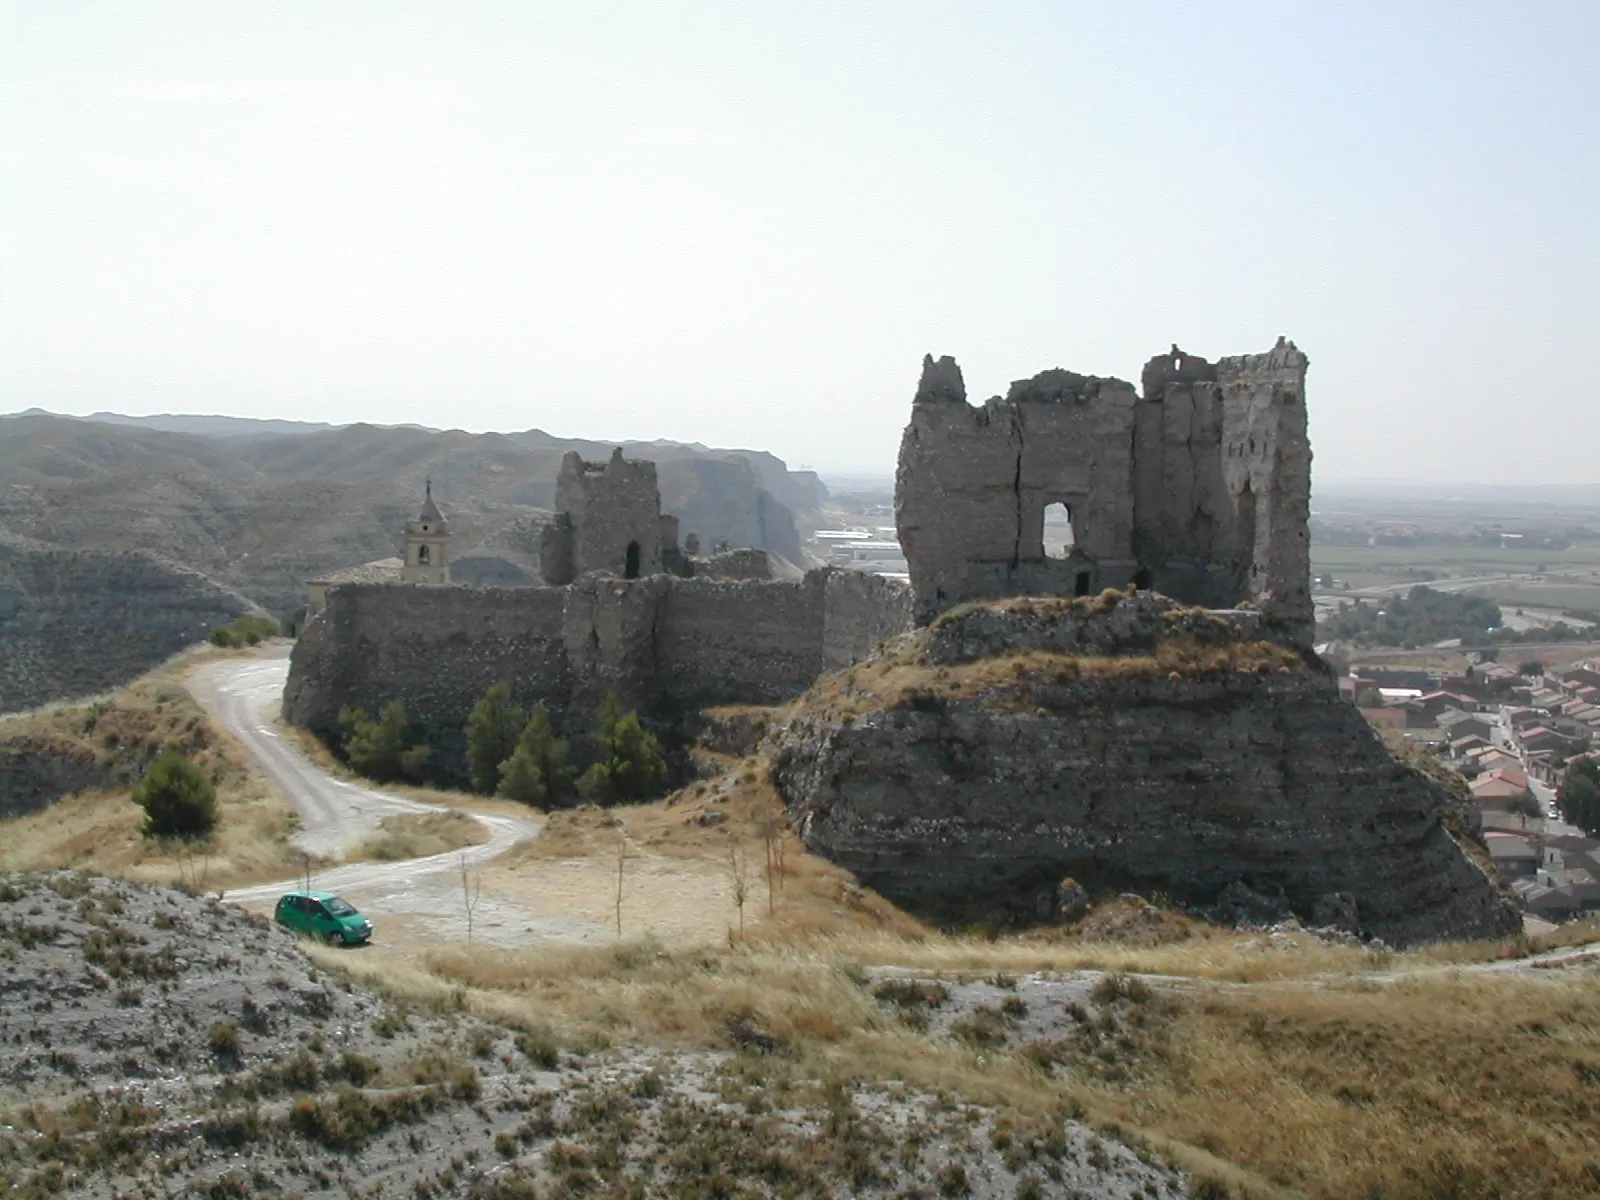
<box><xmin>274</xmin><ymin>890</ymin><xmax>373</xmax><ymax>945</ymax></box>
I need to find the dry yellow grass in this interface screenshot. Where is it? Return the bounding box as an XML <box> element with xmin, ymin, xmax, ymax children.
<box><xmin>297</xmin><ymin>744</ymin><xmax>1600</xmax><ymax>1199</ymax></box>
<box><xmin>351</xmin><ymin>809</ymin><xmax>489</xmax><ymax>861</ymax></box>
<box><xmin>795</xmin><ymin>635</ymin><xmax>1307</xmax><ymax>722</ymax></box>
<box><xmin>309</xmin><ymin>910</ymin><xmax>1600</xmax><ymax>1200</ymax></box>
<box><xmin>1095</xmin><ymin>971</ymin><xmax>1600</xmax><ymax>1198</ymax></box>
<box><xmin>0</xmin><ymin>646</ymin><xmax>314</xmax><ymax>889</ymax></box>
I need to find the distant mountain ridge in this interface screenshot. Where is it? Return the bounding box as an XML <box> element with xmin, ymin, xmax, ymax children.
<box><xmin>0</xmin><ymin>411</ymin><xmax>829</xmax><ymax>709</ymax></box>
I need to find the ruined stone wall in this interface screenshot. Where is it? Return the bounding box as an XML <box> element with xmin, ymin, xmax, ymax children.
<box><xmin>284</xmin><ymin>567</ymin><xmax>911</xmax><ymax>782</ymax></box>
<box><xmin>821</xmin><ymin>569</ymin><xmax>915</xmax><ymax>671</ymax></box>
<box><xmin>283</xmin><ymin>583</ymin><xmax>572</xmax><ymax>782</ymax></box>
<box><xmin>1215</xmin><ymin>341</ymin><xmax>1313</xmax><ymax>643</ymax></box>
<box><xmin>655</xmin><ymin>577</ymin><xmax>826</xmax><ymax>709</ymax></box>
<box><xmin>894</xmin><ymin>339</ymin><xmax>1312</xmax><ymax>643</ymax></box>
<box><xmin>895</xmin><ymin>357</ymin><xmax>1140</xmax><ymax>624</ymax></box>
<box><xmin>547</xmin><ymin>448</ymin><xmax>664</xmax><ymax>582</ymax></box>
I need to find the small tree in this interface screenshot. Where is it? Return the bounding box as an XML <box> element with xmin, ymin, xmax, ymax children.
<box><xmin>1354</xmin><ymin>688</ymin><xmax>1384</xmax><ymax>709</ymax></box>
<box><xmin>133</xmin><ymin>748</ymin><xmax>219</xmax><ymax>839</ymax></box>
<box><xmin>575</xmin><ymin>694</ymin><xmax>668</xmax><ymax>804</ymax></box>
<box><xmin>727</xmin><ymin>840</ymin><xmax>751</xmax><ymax>939</ymax></box>
<box><xmin>340</xmin><ymin>702</ymin><xmax>431</xmax><ymax>783</ymax></box>
<box><xmin>756</xmin><ymin>810</ymin><xmax>786</xmax><ymax>917</ymax></box>
<box><xmin>498</xmin><ymin>704</ymin><xmax>573</xmax><ymax>806</ymax></box>
<box><xmin>1505</xmin><ymin>789</ymin><xmax>1542</xmax><ymax>819</ymax></box>
<box><xmin>466</xmin><ymin>682</ymin><xmax>524</xmax><ymax>795</ymax></box>
<box><xmin>1558</xmin><ymin>758</ymin><xmax>1600</xmax><ymax>836</ymax></box>
<box><xmin>1519</xmin><ymin>659</ymin><xmax>1545</xmax><ymax>678</ymax></box>
<box><xmin>614</xmin><ymin>823</ymin><xmax>628</xmax><ymax>939</ymax></box>
<box><xmin>459</xmin><ymin>852</ymin><xmax>483</xmax><ymax>945</ymax></box>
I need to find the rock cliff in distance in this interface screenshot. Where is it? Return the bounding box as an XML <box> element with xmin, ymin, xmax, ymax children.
<box><xmin>770</xmin><ymin>591</ymin><xmax>1519</xmax><ymax>946</ymax></box>
<box><xmin>0</xmin><ymin>536</ymin><xmax>258</xmax><ymax>713</ymax></box>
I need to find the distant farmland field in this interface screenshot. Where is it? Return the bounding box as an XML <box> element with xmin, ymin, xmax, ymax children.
<box><xmin>1310</xmin><ymin>542</ymin><xmax>1600</xmax><ymax>591</ymax></box>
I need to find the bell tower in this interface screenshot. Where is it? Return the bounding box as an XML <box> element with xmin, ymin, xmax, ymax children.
<box><xmin>402</xmin><ymin>480</ymin><xmax>451</xmax><ymax>585</ymax></box>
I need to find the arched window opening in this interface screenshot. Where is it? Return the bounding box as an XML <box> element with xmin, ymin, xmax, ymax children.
<box><xmin>1132</xmin><ymin>568</ymin><xmax>1152</xmax><ymax>590</ymax></box>
<box><xmin>1043</xmin><ymin>502</ymin><xmax>1075</xmax><ymax>558</ymax></box>
<box><xmin>624</xmin><ymin>540</ymin><xmax>641</xmax><ymax>580</ymax></box>
<box><xmin>1075</xmin><ymin>571</ymin><xmax>1092</xmax><ymax>597</ymax></box>
<box><xmin>417</xmin><ymin>545</ymin><xmax>430</xmax><ymax>565</ymax></box>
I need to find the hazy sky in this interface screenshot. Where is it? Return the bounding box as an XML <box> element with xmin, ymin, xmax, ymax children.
<box><xmin>3</xmin><ymin>3</ymin><xmax>1596</xmax><ymax>480</ymax></box>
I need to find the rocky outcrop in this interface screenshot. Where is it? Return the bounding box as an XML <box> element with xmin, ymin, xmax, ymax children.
<box><xmin>0</xmin><ymin>740</ymin><xmax>118</xmax><ymax>819</ymax></box>
<box><xmin>0</xmin><ymin>537</ymin><xmax>258</xmax><ymax>713</ymax></box>
<box><xmin>770</xmin><ymin>592</ymin><xmax>1519</xmax><ymax>946</ymax></box>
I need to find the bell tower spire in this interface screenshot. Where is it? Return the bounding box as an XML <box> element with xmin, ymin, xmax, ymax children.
<box><xmin>402</xmin><ymin>480</ymin><xmax>451</xmax><ymax>585</ymax></box>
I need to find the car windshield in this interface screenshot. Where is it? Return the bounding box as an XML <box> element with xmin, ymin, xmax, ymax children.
<box><xmin>323</xmin><ymin>898</ymin><xmax>357</xmax><ymax>917</ymax></box>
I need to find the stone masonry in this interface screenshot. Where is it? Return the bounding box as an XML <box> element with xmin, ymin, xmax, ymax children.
<box><xmin>896</xmin><ymin>338</ymin><xmax>1312</xmax><ymax>643</ymax></box>
<box><xmin>540</xmin><ymin>449</ymin><xmax>677</xmax><ymax>584</ymax></box>
<box><xmin>284</xmin><ymin>568</ymin><xmax>910</xmax><ymax>784</ymax></box>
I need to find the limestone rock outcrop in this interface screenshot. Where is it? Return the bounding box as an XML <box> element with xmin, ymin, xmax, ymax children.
<box><xmin>770</xmin><ymin>592</ymin><xmax>1518</xmax><ymax>946</ymax></box>
<box><xmin>0</xmin><ymin>536</ymin><xmax>258</xmax><ymax>713</ymax></box>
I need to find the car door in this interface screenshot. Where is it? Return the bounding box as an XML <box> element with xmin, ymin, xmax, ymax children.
<box><xmin>308</xmin><ymin>900</ymin><xmax>337</xmax><ymax>938</ymax></box>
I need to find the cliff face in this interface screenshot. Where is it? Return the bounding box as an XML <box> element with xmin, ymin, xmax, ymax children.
<box><xmin>770</xmin><ymin>593</ymin><xmax>1518</xmax><ymax>946</ymax></box>
<box><xmin>0</xmin><ymin>537</ymin><xmax>257</xmax><ymax>713</ymax></box>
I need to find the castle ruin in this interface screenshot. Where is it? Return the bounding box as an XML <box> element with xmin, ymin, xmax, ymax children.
<box><xmin>287</xmin><ymin>338</ymin><xmax>1314</xmax><ymax>778</ymax></box>
<box><xmin>539</xmin><ymin>449</ymin><xmax>685</xmax><ymax>585</ymax></box>
<box><xmin>897</xmin><ymin>337</ymin><xmax>1311</xmax><ymax>643</ymax></box>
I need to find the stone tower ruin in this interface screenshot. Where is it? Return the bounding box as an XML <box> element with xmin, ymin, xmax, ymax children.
<box><xmin>895</xmin><ymin>337</ymin><xmax>1311</xmax><ymax>643</ymax></box>
<box><xmin>539</xmin><ymin>448</ymin><xmax>682</xmax><ymax>585</ymax></box>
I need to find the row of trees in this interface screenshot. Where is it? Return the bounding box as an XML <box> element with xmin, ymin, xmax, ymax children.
<box><xmin>1558</xmin><ymin>758</ymin><xmax>1600</xmax><ymax>837</ymax></box>
<box><xmin>466</xmin><ymin>684</ymin><xmax>666</xmax><ymax>805</ymax></box>
<box><xmin>337</xmin><ymin>685</ymin><xmax>668</xmax><ymax>806</ymax></box>
<box><xmin>1319</xmin><ymin>586</ymin><xmax>1503</xmax><ymax>648</ymax></box>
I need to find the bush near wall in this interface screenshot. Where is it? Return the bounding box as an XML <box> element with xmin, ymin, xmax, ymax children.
<box><xmin>210</xmin><ymin>616</ymin><xmax>285</xmax><ymax>648</ymax></box>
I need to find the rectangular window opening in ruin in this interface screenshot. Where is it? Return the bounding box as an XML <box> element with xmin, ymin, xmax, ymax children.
<box><xmin>1043</xmin><ymin>502</ymin><xmax>1075</xmax><ymax>559</ymax></box>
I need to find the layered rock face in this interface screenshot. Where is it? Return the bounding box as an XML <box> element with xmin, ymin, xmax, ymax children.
<box><xmin>0</xmin><ymin>537</ymin><xmax>257</xmax><ymax>713</ymax></box>
<box><xmin>770</xmin><ymin>593</ymin><xmax>1518</xmax><ymax>946</ymax></box>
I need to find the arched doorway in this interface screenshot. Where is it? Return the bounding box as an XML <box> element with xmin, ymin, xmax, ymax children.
<box><xmin>624</xmin><ymin>541</ymin><xmax>641</xmax><ymax>580</ymax></box>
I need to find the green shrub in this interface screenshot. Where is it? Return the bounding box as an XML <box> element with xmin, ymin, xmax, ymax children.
<box><xmin>575</xmin><ymin>694</ymin><xmax>667</xmax><ymax>804</ymax></box>
<box><xmin>498</xmin><ymin>703</ymin><xmax>573</xmax><ymax>806</ymax></box>
<box><xmin>209</xmin><ymin>615</ymin><xmax>284</xmax><ymax>647</ymax></box>
<box><xmin>208</xmin><ymin>1020</ymin><xmax>242</xmax><ymax>1058</ymax></box>
<box><xmin>466</xmin><ymin>682</ymin><xmax>524</xmax><ymax>795</ymax></box>
<box><xmin>515</xmin><ymin>1027</ymin><xmax>560</xmax><ymax>1069</ymax></box>
<box><xmin>340</xmin><ymin>703</ymin><xmax>431</xmax><ymax>783</ymax></box>
<box><xmin>132</xmin><ymin>748</ymin><xmax>219</xmax><ymax>839</ymax></box>
<box><xmin>1559</xmin><ymin>757</ymin><xmax>1600</xmax><ymax>836</ymax></box>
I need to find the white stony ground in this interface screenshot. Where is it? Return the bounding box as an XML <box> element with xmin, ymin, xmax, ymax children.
<box><xmin>0</xmin><ymin>871</ymin><xmax>1193</xmax><ymax>1199</ymax></box>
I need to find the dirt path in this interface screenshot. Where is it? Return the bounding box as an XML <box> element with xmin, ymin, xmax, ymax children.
<box><xmin>187</xmin><ymin>650</ymin><xmax>598</xmax><ymax>946</ymax></box>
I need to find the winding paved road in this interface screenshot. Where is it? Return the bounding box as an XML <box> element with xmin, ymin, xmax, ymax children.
<box><xmin>187</xmin><ymin>648</ymin><xmax>559</xmax><ymax>940</ymax></box>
